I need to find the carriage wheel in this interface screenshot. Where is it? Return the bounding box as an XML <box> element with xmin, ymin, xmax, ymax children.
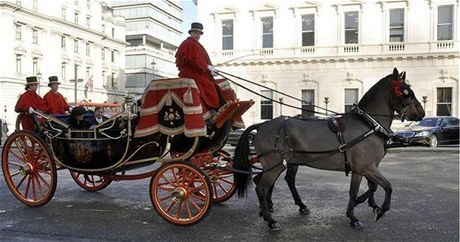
<box><xmin>207</xmin><ymin>150</ymin><xmax>236</xmax><ymax>203</ymax></box>
<box><xmin>1</xmin><ymin>130</ymin><xmax>57</xmax><ymax>207</ymax></box>
<box><xmin>150</xmin><ymin>161</ymin><xmax>213</xmax><ymax>226</ymax></box>
<box><xmin>69</xmin><ymin>171</ymin><xmax>112</xmax><ymax>192</ymax></box>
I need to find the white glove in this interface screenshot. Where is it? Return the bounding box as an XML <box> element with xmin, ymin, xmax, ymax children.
<box><xmin>207</xmin><ymin>65</ymin><xmax>214</xmax><ymax>72</ymax></box>
<box><xmin>28</xmin><ymin>107</ymin><xmax>35</xmax><ymax>114</ymax></box>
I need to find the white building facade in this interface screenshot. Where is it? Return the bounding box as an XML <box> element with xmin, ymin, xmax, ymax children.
<box><xmin>0</xmin><ymin>0</ymin><xmax>127</xmax><ymax>132</ymax></box>
<box><xmin>112</xmin><ymin>0</ymin><xmax>182</xmax><ymax>94</ymax></box>
<box><xmin>197</xmin><ymin>0</ymin><xmax>459</xmax><ymax>126</ymax></box>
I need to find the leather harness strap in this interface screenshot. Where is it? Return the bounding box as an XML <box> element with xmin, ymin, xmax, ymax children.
<box><xmin>329</xmin><ymin>117</ymin><xmax>351</xmax><ymax>176</ymax></box>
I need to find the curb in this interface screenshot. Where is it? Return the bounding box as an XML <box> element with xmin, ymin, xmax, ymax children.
<box><xmin>387</xmin><ymin>146</ymin><xmax>459</xmax><ymax>154</ymax></box>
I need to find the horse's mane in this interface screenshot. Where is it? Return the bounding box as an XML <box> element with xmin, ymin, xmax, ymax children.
<box><xmin>358</xmin><ymin>74</ymin><xmax>392</xmax><ymax>106</ymax></box>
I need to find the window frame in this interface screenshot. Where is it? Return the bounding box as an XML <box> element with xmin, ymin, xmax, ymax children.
<box><xmin>260</xmin><ymin>89</ymin><xmax>274</xmax><ymax>120</ymax></box>
<box><xmin>222</xmin><ymin>19</ymin><xmax>234</xmax><ymax>50</ymax></box>
<box><xmin>261</xmin><ymin>16</ymin><xmax>274</xmax><ymax>48</ymax></box>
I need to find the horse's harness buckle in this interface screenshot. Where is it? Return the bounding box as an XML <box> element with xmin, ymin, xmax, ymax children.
<box><xmin>338</xmin><ymin>143</ymin><xmax>348</xmax><ymax>153</ymax></box>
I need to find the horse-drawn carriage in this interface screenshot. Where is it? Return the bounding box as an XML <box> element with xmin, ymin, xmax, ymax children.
<box><xmin>1</xmin><ymin>77</ymin><xmax>253</xmax><ymax>226</ymax></box>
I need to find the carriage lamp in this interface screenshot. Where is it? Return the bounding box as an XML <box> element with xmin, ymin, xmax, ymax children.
<box><xmin>324</xmin><ymin>97</ymin><xmax>330</xmax><ymax>115</ymax></box>
<box><xmin>422</xmin><ymin>96</ymin><xmax>428</xmax><ymax>110</ymax></box>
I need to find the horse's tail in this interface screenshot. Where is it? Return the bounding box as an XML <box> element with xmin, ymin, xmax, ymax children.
<box><xmin>233</xmin><ymin>123</ymin><xmax>261</xmax><ymax>198</ymax></box>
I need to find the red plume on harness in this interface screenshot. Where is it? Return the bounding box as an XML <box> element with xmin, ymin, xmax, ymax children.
<box><xmin>392</xmin><ymin>79</ymin><xmax>403</xmax><ymax>97</ymax></box>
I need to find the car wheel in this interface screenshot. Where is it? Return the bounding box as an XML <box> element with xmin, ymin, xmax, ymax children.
<box><xmin>248</xmin><ymin>133</ymin><xmax>255</xmax><ymax>146</ymax></box>
<box><xmin>429</xmin><ymin>134</ymin><xmax>438</xmax><ymax>147</ymax></box>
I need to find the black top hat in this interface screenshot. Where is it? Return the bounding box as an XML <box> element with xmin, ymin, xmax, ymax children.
<box><xmin>71</xmin><ymin>106</ymin><xmax>86</xmax><ymax>116</ymax></box>
<box><xmin>188</xmin><ymin>22</ymin><xmax>204</xmax><ymax>35</ymax></box>
<box><xmin>48</xmin><ymin>76</ymin><xmax>60</xmax><ymax>86</ymax></box>
<box><xmin>25</xmin><ymin>76</ymin><xmax>39</xmax><ymax>86</ymax></box>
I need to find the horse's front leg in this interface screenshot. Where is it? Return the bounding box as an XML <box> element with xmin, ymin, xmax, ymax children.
<box><xmin>354</xmin><ymin>179</ymin><xmax>378</xmax><ymax>208</ymax></box>
<box><xmin>285</xmin><ymin>165</ymin><xmax>310</xmax><ymax>215</ymax></box>
<box><xmin>347</xmin><ymin>172</ymin><xmax>364</xmax><ymax>229</ymax></box>
<box><xmin>365</xmin><ymin>168</ymin><xmax>392</xmax><ymax>221</ymax></box>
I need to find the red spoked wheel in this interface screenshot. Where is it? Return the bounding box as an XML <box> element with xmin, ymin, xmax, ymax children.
<box><xmin>70</xmin><ymin>171</ymin><xmax>112</xmax><ymax>192</ymax></box>
<box><xmin>150</xmin><ymin>161</ymin><xmax>213</xmax><ymax>226</ymax></box>
<box><xmin>207</xmin><ymin>150</ymin><xmax>236</xmax><ymax>203</ymax></box>
<box><xmin>1</xmin><ymin>130</ymin><xmax>57</xmax><ymax>207</ymax></box>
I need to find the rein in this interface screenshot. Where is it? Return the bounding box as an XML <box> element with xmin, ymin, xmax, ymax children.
<box><xmin>215</xmin><ymin>69</ymin><xmax>339</xmax><ymax>116</ymax></box>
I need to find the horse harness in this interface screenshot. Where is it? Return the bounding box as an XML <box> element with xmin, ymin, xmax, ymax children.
<box><xmin>257</xmin><ymin>106</ymin><xmax>393</xmax><ymax>176</ymax></box>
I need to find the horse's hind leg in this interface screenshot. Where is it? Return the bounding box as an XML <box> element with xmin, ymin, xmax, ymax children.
<box><xmin>347</xmin><ymin>173</ymin><xmax>364</xmax><ymax>229</ymax></box>
<box><xmin>253</xmin><ymin>173</ymin><xmax>274</xmax><ymax>213</ymax></box>
<box><xmin>285</xmin><ymin>165</ymin><xmax>310</xmax><ymax>215</ymax></box>
<box><xmin>255</xmin><ymin>167</ymin><xmax>285</xmax><ymax>231</ymax></box>
<box><xmin>365</xmin><ymin>168</ymin><xmax>392</xmax><ymax>221</ymax></box>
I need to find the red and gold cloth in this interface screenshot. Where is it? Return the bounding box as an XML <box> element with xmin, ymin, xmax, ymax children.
<box><xmin>175</xmin><ymin>37</ymin><xmax>221</xmax><ymax>110</ymax></box>
<box><xmin>134</xmin><ymin>78</ymin><xmax>207</xmax><ymax>138</ymax></box>
<box><xmin>44</xmin><ymin>90</ymin><xmax>69</xmax><ymax>114</ymax></box>
<box><xmin>15</xmin><ymin>89</ymin><xmax>49</xmax><ymax>131</ymax></box>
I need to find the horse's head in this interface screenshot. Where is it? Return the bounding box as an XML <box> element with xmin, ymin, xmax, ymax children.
<box><xmin>389</xmin><ymin>68</ymin><xmax>425</xmax><ymax>122</ymax></box>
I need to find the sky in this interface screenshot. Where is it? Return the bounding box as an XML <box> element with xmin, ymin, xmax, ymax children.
<box><xmin>180</xmin><ymin>0</ymin><xmax>197</xmax><ymax>39</ymax></box>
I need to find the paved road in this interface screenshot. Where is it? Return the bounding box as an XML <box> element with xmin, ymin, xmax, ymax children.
<box><xmin>0</xmin><ymin>146</ymin><xmax>458</xmax><ymax>241</ymax></box>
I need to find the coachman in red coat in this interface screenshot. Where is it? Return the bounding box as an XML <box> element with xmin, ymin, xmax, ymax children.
<box><xmin>175</xmin><ymin>22</ymin><xmax>223</xmax><ymax>110</ymax></box>
<box><xmin>44</xmin><ymin>76</ymin><xmax>69</xmax><ymax>114</ymax></box>
<box><xmin>15</xmin><ymin>76</ymin><xmax>49</xmax><ymax>131</ymax></box>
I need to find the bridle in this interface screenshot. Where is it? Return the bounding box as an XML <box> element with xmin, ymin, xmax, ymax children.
<box><xmin>391</xmin><ymin>78</ymin><xmax>416</xmax><ymax>121</ymax></box>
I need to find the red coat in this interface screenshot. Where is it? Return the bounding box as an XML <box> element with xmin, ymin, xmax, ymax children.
<box><xmin>15</xmin><ymin>89</ymin><xmax>49</xmax><ymax>131</ymax></box>
<box><xmin>175</xmin><ymin>37</ymin><xmax>221</xmax><ymax>109</ymax></box>
<box><xmin>44</xmin><ymin>90</ymin><xmax>69</xmax><ymax>114</ymax></box>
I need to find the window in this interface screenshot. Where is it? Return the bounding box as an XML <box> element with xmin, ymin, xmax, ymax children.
<box><xmin>345</xmin><ymin>89</ymin><xmax>358</xmax><ymax>112</ymax></box>
<box><xmin>301</xmin><ymin>89</ymin><xmax>315</xmax><ymax>116</ymax></box>
<box><xmin>61</xmin><ymin>36</ymin><xmax>66</xmax><ymax>49</ymax></box>
<box><xmin>15</xmin><ymin>24</ymin><xmax>22</xmax><ymax>40</ymax></box>
<box><xmin>86</xmin><ymin>0</ymin><xmax>90</xmax><ymax>10</ymax></box>
<box><xmin>261</xmin><ymin>17</ymin><xmax>273</xmax><ymax>48</ymax></box>
<box><xmin>111</xmin><ymin>73</ymin><xmax>116</xmax><ymax>88</ymax></box>
<box><xmin>86</xmin><ymin>16</ymin><xmax>91</xmax><ymax>27</ymax></box>
<box><xmin>74</xmin><ymin>0</ymin><xmax>78</xmax><ymax>6</ymax></box>
<box><xmin>74</xmin><ymin>39</ymin><xmax>79</xmax><ymax>53</ymax></box>
<box><xmin>32</xmin><ymin>58</ymin><xmax>38</xmax><ymax>75</ymax></box>
<box><xmin>61</xmin><ymin>8</ymin><xmax>66</xmax><ymax>20</ymax></box>
<box><xmin>74</xmin><ymin>12</ymin><xmax>79</xmax><ymax>24</ymax></box>
<box><xmin>16</xmin><ymin>55</ymin><xmax>22</xmax><ymax>73</ymax></box>
<box><xmin>437</xmin><ymin>87</ymin><xmax>452</xmax><ymax>116</ymax></box>
<box><xmin>101</xmin><ymin>48</ymin><xmax>105</xmax><ymax>60</ymax></box>
<box><xmin>32</xmin><ymin>0</ymin><xmax>37</xmax><ymax>11</ymax></box>
<box><xmin>112</xmin><ymin>28</ymin><xmax>115</xmax><ymax>37</ymax></box>
<box><xmin>61</xmin><ymin>62</ymin><xmax>66</xmax><ymax>81</ymax></box>
<box><xmin>111</xmin><ymin>50</ymin><xmax>115</xmax><ymax>62</ymax></box>
<box><xmin>102</xmin><ymin>71</ymin><xmax>106</xmax><ymax>86</ymax></box>
<box><xmin>32</xmin><ymin>29</ymin><xmax>38</xmax><ymax>44</ymax></box>
<box><xmin>390</xmin><ymin>9</ymin><xmax>404</xmax><ymax>42</ymax></box>
<box><xmin>102</xmin><ymin>23</ymin><xmax>105</xmax><ymax>33</ymax></box>
<box><xmin>301</xmin><ymin>14</ymin><xmax>315</xmax><ymax>46</ymax></box>
<box><xmin>345</xmin><ymin>11</ymin><xmax>359</xmax><ymax>44</ymax></box>
<box><xmin>261</xmin><ymin>90</ymin><xmax>273</xmax><ymax>119</ymax></box>
<box><xmin>437</xmin><ymin>5</ymin><xmax>453</xmax><ymax>40</ymax></box>
<box><xmin>86</xmin><ymin>43</ymin><xmax>90</xmax><ymax>56</ymax></box>
<box><xmin>222</xmin><ymin>19</ymin><xmax>233</xmax><ymax>50</ymax></box>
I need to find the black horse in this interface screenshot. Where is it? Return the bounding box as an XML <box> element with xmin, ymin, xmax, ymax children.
<box><xmin>233</xmin><ymin>68</ymin><xmax>425</xmax><ymax>231</ymax></box>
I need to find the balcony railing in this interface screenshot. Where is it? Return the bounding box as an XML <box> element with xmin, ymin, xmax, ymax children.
<box><xmin>212</xmin><ymin>40</ymin><xmax>458</xmax><ymax>64</ymax></box>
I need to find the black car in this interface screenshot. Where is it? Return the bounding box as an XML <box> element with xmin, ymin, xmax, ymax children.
<box><xmin>394</xmin><ymin>116</ymin><xmax>459</xmax><ymax>147</ymax></box>
<box><xmin>226</xmin><ymin>128</ymin><xmax>256</xmax><ymax>146</ymax></box>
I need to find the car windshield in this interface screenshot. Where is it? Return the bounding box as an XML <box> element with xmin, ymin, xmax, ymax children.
<box><xmin>417</xmin><ymin>118</ymin><xmax>441</xmax><ymax>127</ymax></box>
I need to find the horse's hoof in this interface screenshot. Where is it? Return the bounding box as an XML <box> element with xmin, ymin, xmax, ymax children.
<box><xmin>299</xmin><ymin>207</ymin><xmax>311</xmax><ymax>215</ymax></box>
<box><xmin>350</xmin><ymin>221</ymin><xmax>364</xmax><ymax>230</ymax></box>
<box><xmin>269</xmin><ymin>222</ymin><xmax>282</xmax><ymax>232</ymax></box>
<box><xmin>373</xmin><ymin>207</ymin><xmax>384</xmax><ymax>221</ymax></box>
